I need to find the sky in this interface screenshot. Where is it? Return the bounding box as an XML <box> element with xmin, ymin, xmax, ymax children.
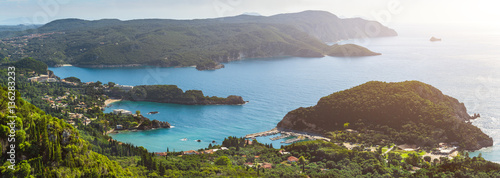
<box><xmin>0</xmin><ymin>0</ymin><xmax>499</xmax><ymax>27</ymax></box>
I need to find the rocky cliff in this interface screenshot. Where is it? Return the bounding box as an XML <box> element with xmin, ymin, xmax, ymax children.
<box><xmin>137</xmin><ymin>117</ymin><xmax>171</xmax><ymax>130</ymax></box>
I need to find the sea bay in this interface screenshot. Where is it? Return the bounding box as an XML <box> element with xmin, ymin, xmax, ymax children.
<box><xmin>49</xmin><ymin>24</ymin><xmax>500</xmax><ymax>162</ymax></box>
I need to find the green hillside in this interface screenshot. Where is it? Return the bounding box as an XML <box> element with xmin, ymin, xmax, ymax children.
<box><xmin>327</xmin><ymin>44</ymin><xmax>381</xmax><ymax>57</ymax></box>
<box><xmin>0</xmin><ymin>87</ymin><xmax>132</xmax><ymax>177</ymax></box>
<box><xmin>0</xmin><ymin>11</ymin><xmax>395</xmax><ymax>68</ymax></box>
<box><xmin>277</xmin><ymin>81</ymin><xmax>493</xmax><ymax>150</ymax></box>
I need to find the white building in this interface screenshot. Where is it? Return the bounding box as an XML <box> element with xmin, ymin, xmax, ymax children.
<box><xmin>113</xmin><ymin>109</ymin><xmax>132</xmax><ymax>115</ymax></box>
<box><xmin>115</xmin><ymin>84</ymin><xmax>134</xmax><ymax>91</ymax></box>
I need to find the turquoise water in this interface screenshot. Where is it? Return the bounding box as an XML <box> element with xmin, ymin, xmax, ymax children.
<box><xmin>49</xmin><ymin>24</ymin><xmax>500</xmax><ymax>162</ymax></box>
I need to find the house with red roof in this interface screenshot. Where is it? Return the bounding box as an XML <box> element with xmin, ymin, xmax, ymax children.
<box><xmin>262</xmin><ymin>163</ymin><xmax>273</xmax><ymax>169</ymax></box>
<box><xmin>183</xmin><ymin>150</ymin><xmax>199</xmax><ymax>155</ymax></box>
<box><xmin>287</xmin><ymin>156</ymin><xmax>299</xmax><ymax>163</ymax></box>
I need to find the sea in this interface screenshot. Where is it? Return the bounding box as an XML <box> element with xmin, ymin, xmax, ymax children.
<box><xmin>49</xmin><ymin>24</ymin><xmax>500</xmax><ymax>162</ymax></box>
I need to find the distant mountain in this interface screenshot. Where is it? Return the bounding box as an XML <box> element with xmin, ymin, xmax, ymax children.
<box><xmin>241</xmin><ymin>12</ymin><xmax>262</xmax><ymax>16</ymax></box>
<box><xmin>220</xmin><ymin>10</ymin><xmax>397</xmax><ymax>42</ymax></box>
<box><xmin>1</xmin><ymin>11</ymin><xmax>396</xmax><ymax>68</ymax></box>
<box><xmin>277</xmin><ymin>81</ymin><xmax>493</xmax><ymax>151</ymax></box>
<box><xmin>0</xmin><ymin>24</ymin><xmax>41</xmax><ymax>32</ymax></box>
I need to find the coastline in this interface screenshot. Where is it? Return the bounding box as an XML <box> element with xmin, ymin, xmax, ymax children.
<box><xmin>245</xmin><ymin>127</ymin><xmax>331</xmax><ymax>142</ymax></box>
<box><xmin>105</xmin><ymin>98</ymin><xmax>122</xmax><ymax>107</ymax></box>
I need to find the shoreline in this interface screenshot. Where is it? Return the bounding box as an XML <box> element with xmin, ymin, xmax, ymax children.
<box><xmin>104</xmin><ymin>98</ymin><xmax>122</xmax><ymax>107</ymax></box>
<box><xmin>245</xmin><ymin>127</ymin><xmax>331</xmax><ymax>142</ymax></box>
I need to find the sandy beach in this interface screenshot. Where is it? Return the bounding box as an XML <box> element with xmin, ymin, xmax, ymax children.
<box><xmin>105</xmin><ymin>98</ymin><xmax>122</xmax><ymax>107</ymax></box>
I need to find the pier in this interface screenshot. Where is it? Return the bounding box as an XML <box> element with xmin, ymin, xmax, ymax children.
<box><xmin>245</xmin><ymin>128</ymin><xmax>279</xmax><ymax>138</ymax></box>
<box><xmin>245</xmin><ymin>127</ymin><xmax>331</xmax><ymax>144</ymax></box>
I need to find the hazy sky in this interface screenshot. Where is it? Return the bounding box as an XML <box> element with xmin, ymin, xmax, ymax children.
<box><xmin>0</xmin><ymin>0</ymin><xmax>499</xmax><ymax>26</ymax></box>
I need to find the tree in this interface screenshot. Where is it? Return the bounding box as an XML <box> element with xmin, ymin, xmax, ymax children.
<box><xmin>108</xmin><ymin>82</ymin><xmax>116</xmax><ymax>88</ymax></box>
<box><xmin>424</xmin><ymin>156</ymin><xmax>432</xmax><ymax>162</ymax></box>
<box><xmin>215</xmin><ymin>156</ymin><xmax>231</xmax><ymax>166</ymax></box>
<box><xmin>64</xmin><ymin>77</ymin><xmax>81</xmax><ymax>83</ymax></box>
<box><xmin>136</xmin><ymin>110</ymin><xmax>141</xmax><ymax>116</ymax></box>
<box><xmin>298</xmin><ymin>156</ymin><xmax>307</xmax><ymax>173</ymax></box>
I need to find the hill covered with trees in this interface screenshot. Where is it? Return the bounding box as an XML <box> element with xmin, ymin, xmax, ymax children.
<box><xmin>0</xmin><ymin>11</ymin><xmax>396</xmax><ymax>69</ymax></box>
<box><xmin>277</xmin><ymin>81</ymin><xmax>493</xmax><ymax>151</ymax></box>
<box><xmin>122</xmin><ymin>85</ymin><xmax>246</xmax><ymax>105</ymax></box>
<box><xmin>0</xmin><ymin>87</ymin><xmax>133</xmax><ymax>177</ymax></box>
<box><xmin>327</xmin><ymin>44</ymin><xmax>381</xmax><ymax>57</ymax></box>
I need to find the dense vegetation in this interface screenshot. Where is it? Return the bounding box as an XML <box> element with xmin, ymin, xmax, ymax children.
<box><xmin>123</xmin><ymin>85</ymin><xmax>246</xmax><ymax>105</ymax></box>
<box><xmin>0</xmin><ymin>58</ymin><xmax>48</xmax><ymax>74</ymax></box>
<box><xmin>0</xmin><ymin>11</ymin><xmax>395</xmax><ymax>68</ymax></box>
<box><xmin>0</xmin><ymin>64</ymin><xmax>499</xmax><ymax>176</ymax></box>
<box><xmin>278</xmin><ymin>81</ymin><xmax>493</xmax><ymax>150</ymax></box>
<box><xmin>327</xmin><ymin>44</ymin><xmax>381</xmax><ymax>57</ymax></box>
<box><xmin>0</xmin><ymin>87</ymin><xmax>133</xmax><ymax>177</ymax></box>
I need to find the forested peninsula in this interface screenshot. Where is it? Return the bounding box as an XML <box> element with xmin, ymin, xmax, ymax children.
<box><xmin>110</xmin><ymin>85</ymin><xmax>246</xmax><ymax>105</ymax></box>
<box><xmin>277</xmin><ymin>81</ymin><xmax>493</xmax><ymax>151</ymax></box>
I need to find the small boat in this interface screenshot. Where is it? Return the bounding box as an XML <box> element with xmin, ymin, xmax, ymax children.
<box><xmin>212</xmin><ymin>140</ymin><xmax>217</xmax><ymax>144</ymax></box>
<box><xmin>195</xmin><ymin>139</ymin><xmax>202</xmax><ymax>142</ymax></box>
<box><xmin>180</xmin><ymin>138</ymin><xmax>187</xmax><ymax>141</ymax></box>
<box><xmin>147</xmin><ymin>111</ymin><xmax>159</xmax><ymax>115</ymax></box>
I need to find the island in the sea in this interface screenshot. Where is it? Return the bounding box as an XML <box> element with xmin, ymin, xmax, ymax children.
<box><xmin>110</xmin><ymin>85</ymin><xmax>246</xmax><ymax>105</ymax></box>
<box><xmin>277</xmin><ymin>81</ymin><xmax>493</xmax><ymax>151</ymax></box>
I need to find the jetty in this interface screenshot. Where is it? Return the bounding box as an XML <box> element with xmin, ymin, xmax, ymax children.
<box><xmin>245</xmin><ymin>128</ymin><xmax>279</xmax><ymax>138</ymax></box>
<box><xmin>245</xmin><ymin>127</ymin><xmax>331</xmax><ymax>144</ymax></box>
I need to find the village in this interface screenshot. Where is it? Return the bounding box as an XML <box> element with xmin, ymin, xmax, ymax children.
<box><xmin>23</xmin><ymin>70</ymin><xmax>137</xmax><ymax>129</ymax></box>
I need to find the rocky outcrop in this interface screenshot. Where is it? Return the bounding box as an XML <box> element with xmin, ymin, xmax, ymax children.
<box><xmin>151</xmin><ymin>119</ymin><xmax>171</xmax><ymax>128</ymax></box>
<box><xmin>137</xmin><ymin>116</ymin><xmax>171</xmax><ymax>130</ymax></box>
